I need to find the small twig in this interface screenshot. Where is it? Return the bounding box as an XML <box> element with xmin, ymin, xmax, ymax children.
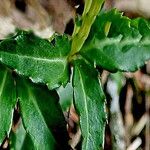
<box><xmin>127</xmin><ymin>137</ymin><xmax>142</xmax><ymax>150</ymax></box>
<box><xmin>69</xmin><ymin>127</ymin><xmax>81</xmax><ymax>150</ymax></box>
<box><xmin>107</xmin><ymin>79</ymin><xmax>126</xmax><ymax>150</ymax></box>
<box><xmin>145</xmin><ymin>94</ymin><xmax>150</xmax><ymax>150</ymax></box>
<box><xmin>125</xmin><ymin>84</ymin><xmax>134</xmax><ymax>146</ymax></box>
<box><xmin>131</xmin><ymin>113</ymin><xmax>149</xmax><ymax>136</ymax></box>
<box><xmin>101</xmin><ymin>70</ymin><xmax>109</xmax><ymax>86</ymax></box>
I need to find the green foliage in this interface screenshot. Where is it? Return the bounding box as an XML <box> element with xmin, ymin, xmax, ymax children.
<box><xmin>16</xmin><ymin>76</ymin><xmax>69</xmax><ymax>149</ymax></box>
<box><xmin>10</xmin><ymin>122</ymin><xmax>34</xmax><ymax>150</ymax></box>
<box><xmin>73</xmin><ymin>59</ymin><xmax>106</xmax><ymax>150</ymax></box>
<box><xmin>0</xmin><ymin>65</ymin><xmax>69</xmax><ymax>149</ymax></box>
<box><xmin>81</xmin><ymin>9</ymin><xmax>150</xmax><ymax>72</ymax></box>
<box><xmin>0</xmin><ymin>31</ymin><xmax>71</xmax><ymax>89</ymax></box>
<box><xmin>0</xmin><ymin>65</ymin><xmax>16</xmax><ymax>145</ymax></box>
<box><xmin>57</xmin><ymin>83</ymin><xmax>73</xmax><ymax>111</ymax></box>
<box><xmin>0</xmin><ymin>1</ymin><xmax>150</xmax><ymax>150</ymax></box>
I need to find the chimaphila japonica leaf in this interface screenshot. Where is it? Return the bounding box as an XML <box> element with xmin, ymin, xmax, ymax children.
<box><xmin>0</xmin><ymin>30</ymin><xmax>71</xmax><ymax>90</ymax></box>
<box><xmin>0</xmin><ymin>65</ymin><xmax>16</xmax><ymax>145</ymax></box>
<box><xmin>80</xmin><ymin>9</ymin><xmax>150</xmax><ymax>72</ymax></box>
<box><xmin>73</xmin><ymin>58</ymin><xmax>106</xmax><ymax>150</ymax></box>
<box><xmin>16</xmin><ymin>76</ymin><xmax>70</xmax><ymax>150</ymax></box>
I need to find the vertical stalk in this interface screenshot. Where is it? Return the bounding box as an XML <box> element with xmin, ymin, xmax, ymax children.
<box><xmin>82</xmin><ymin>0</ymin><xmax>93</xmax><ymax>17</ymax></box>
<box><xmin>72</xmin><ymin>0</ymin><xmax>92</xmax><ymax>37</ymax></box>
<box><xmin>70</xmin><ymin>0</ymin><xmax>104</xmax><ymax>58</ymax></box>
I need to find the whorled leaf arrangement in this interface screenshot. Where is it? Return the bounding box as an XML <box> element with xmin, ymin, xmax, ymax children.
<box><xmin>0</xmin><ymin>2</ymin><xmax>150</xmax><ymax>150</ymax></box>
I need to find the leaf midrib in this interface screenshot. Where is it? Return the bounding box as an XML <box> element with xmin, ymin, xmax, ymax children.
<box><xmin>77</xmin><ymin>67</ymin><xmax>90</xmax><ymax>150</ymax></box>
<box><xmin>0</xmin><ymin>70</ymin><xmax>7</xmax><ymax>97</ymax></box>
<box><xmin>0</xmin><ymin>52</ymin><xmax>66</xmax><ymax>63</ymax></box>
<box><xmin>24</xmin><ymin>83</ymin><xmax>56</xmax><ymax>145</ymax></box>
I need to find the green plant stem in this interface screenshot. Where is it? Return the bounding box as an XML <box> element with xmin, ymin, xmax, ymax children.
<box><xmin>82</xmin><ymin>0</ymin><xmax>93</xmax><ymax>18</ymax></box>
<box><xmin>69</xmin><ymin>0</ymin><xmax>104</xmax><ymax>59</ymax></box>
<box><xmin>72</xmin><ymin>0</ymin><xmax>92</xmax><ymax>37</ymax></box>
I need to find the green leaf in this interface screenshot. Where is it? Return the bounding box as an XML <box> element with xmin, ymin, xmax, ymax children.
<box><xmin>57</xmin><ymin>83</ymin><xmax>73</xmax><ymax>111</ymax></box>
<box><xmin>16</xmin><ymin>76</ymin><xmax>70</xmax><ymax>150</ymax></box>
<box><xmin>72</xmin><ymin>59</ymin><xmax>106</xmax><ymax>150</ymax></box>
<box><xmin>80</xmin><ymin>9</ymin><xmax>150</xmax><ymax>72</ymax></box>
<box><xmin>0</xmin><ymin>31</ymin><xmax>71</xmax><ymax>89</ymax></box>
<box><xmin>0</xmin><ymin>65</ymin><xmax>16</xmax><ymax>145</ymax></box>
<box><xmin>10</xmin><ymin>121</ymin><xmax>34</xmax><ymax>150</ymax></box>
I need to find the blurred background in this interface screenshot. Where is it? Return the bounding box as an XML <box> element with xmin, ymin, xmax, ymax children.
<box><xmin>0</xmin><ymin>0</ymin><xmax>149</xmax><ymax>150</ymax></box>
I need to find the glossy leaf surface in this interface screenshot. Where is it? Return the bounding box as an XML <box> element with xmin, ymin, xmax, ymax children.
<box><xmin>0</xmin><ymin>31</ymin><xmax>71</xmax><ymax>89</ymax></box>
<box><xmin>81</xmin><ymin>10</ymin><xmax>150</xmax><ymax>72</ymax></box>
<box><xmin>0</xmin><ymin>65</ymin><xmax>16</xmax><ymax>145</ymax></box>
<box><xmin>73</xmin><ymin>59</ymin><xmax>106</xmax><ymax>150</ymax></box>
<box><xmin>16</xmin><ymin>77</ymin><xmax>69</xmax><ymax>150</ymax></box>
